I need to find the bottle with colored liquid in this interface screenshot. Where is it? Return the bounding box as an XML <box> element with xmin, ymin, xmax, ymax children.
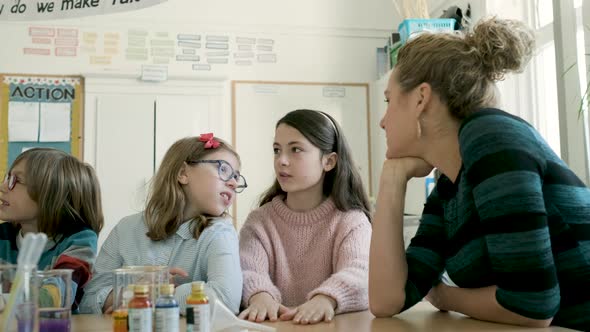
<box><xmin>113</xmin><ymin>285</ymin><xmax>134</xmax><ymax>332</ymax></box>
<box><xmin>127</xmin><ymin>284</ymin><xmax>152</xmax><ymax>332</ymax></box>
<box><xmin>186</xmin><ymin>281</ymin><xmax>209</xmax><ymax>332</ymax></box>
<box><xmin>112</xmin><ymin>309</ymin><xmax>128</xmax><ymax>332</ymax></box>
<box><xmin>155</xmin><ymin>284</ymin><xmax>179</xmax><ymax>332</ymax></box>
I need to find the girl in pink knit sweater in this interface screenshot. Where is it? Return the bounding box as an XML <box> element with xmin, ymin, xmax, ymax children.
<box><xmin>238</xmin><ymin>109</ymin><xmax>372</xmax><ymax>325</ymax></box>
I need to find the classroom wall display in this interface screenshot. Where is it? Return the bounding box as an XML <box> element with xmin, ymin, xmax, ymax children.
<box><xmin>0</xmin><ymin>74</ymin><xmax>84</xmax><ymax>177</ymax></box>
<box><xmin>20</xmin><ymin>23</ymin><xmax>278</xmax><ymax>70</ymax></box>
<box><xmin>0</xmin><ymin>0</ymin><xmax>167</xmax><ymax>21</ymax></box>
<box><xmin>21</xmin><ymin>29</ymin><xmax>122</xmax><ymax>64</ymax></box>
<box><xmin>23</xmin><ymin>26</ymin><xmax>123</xmax><ymax>64</ymax></box>
<box><xmin>24</xmin><ymin>26</ymin><xmax>80</xmax><ymax>58</ymax></box>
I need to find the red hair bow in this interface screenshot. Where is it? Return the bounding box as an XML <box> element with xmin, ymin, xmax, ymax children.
<box><xmin>199</xmin><ymin>133</ymin><xmax>220</xmax><ymax>149</ymax></box>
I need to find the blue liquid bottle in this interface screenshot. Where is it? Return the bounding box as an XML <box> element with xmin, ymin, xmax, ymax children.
<box><xmin>155</xmin><ymin>284</ymin><xmax>179</xmax><ymax>332</ymax></box>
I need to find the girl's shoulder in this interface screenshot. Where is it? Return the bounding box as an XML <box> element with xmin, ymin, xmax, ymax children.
<box><xmin>242</xmin><ymin>203</ymin><xmax>274</xmax><ymax>226</ymax></box>
<box><xmin>327</xmin><ymin>209</ymin><xmax>371</xmax><ymax>245</ymax></box>
<box><xmin>48</xmin><ymin>226</ymin><xmax>98</xmax><ymax>258</ymax></box>
<box><xmin>336</xmin><ymin>208</ymin><xmax>370</xmax><ymax>226</ymax></box>
<box><xmin>198</xmin><ymin>217</ymin><xmax>239</xmax><ymax>246</ymax></box>
<box><xmin>205</xmin><ymin>217</ymin><xmax>236</xmax><ymax>233</ymax></box>
<box><xmin>54</xmin><ymin>227</ymin><xmax>98</xmax><ymax>249</ymax></box>
<box><xmin>236</xmin><ymin>205</ymin><xmax>277</xmax><ymax>241</ymax></box>
<box><xmin>64</xmin><ymin>227</ymin><xmax>98</xmax><ymax>239</ymax></box>
<box><xmin>113</xmin><ymin>212</ymin><xmax>149</xmax><ymax>233</ymax></box>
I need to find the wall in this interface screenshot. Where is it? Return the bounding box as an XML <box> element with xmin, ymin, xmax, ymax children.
<box><xmin>0</xmin><ymin>1</ymin><xmax>486</xmax><ymax>81</ymax></box>
<box><xmin>0</xmin><ymin>0</ymin><xmax>399</xmax><ymax>238</ymax></box>
<box><xmin>0</xmin><ymin>0</ymin><xmax>397</xmax><ymax>167</ymax></box>
<box><xmin>0</xmin><ymin>0</ymin><xmax>490</xmax><ymax>237</ymax></box>
<box><xmin>0</xmin><ymin>0</ymin><xmax>396</xmax><ymax>82</ymax></box>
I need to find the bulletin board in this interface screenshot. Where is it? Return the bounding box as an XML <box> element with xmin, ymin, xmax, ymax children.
<box><xmin>0</xmin><ymin>74</ymin><xmax>84</xmax><ymax>178</ymax></box>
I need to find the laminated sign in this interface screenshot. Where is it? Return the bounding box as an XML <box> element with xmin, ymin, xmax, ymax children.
<box><xmin>0</xmin><ymin>0</ymin><xmax>167</xmax><ymax>21</ymax></box>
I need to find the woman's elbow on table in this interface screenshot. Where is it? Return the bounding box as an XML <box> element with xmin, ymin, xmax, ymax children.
<box><xmin>369</xmin><ymin>296</ymin><xmax>405</xmax><ymax>318</ymax></box>
<box><xmin>520</xmin><ymin>317</ymin><xmax>553</xmax><ymax>328</ymax></box>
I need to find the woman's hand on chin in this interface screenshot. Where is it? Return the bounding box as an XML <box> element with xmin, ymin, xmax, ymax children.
<box><xmin>381</xmin><ymin>158</ymin><xmax>434</xmax><ymax>183</ymax></box>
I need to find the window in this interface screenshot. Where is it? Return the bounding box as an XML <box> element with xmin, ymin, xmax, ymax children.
<box><xmin>486</xmin><ymin>0</ymin><xmax>562</xmax><ymax>155</ymax></box>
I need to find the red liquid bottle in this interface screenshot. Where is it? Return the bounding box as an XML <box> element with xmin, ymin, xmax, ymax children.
<box><xmin>127</xmin><ymin>284</ymin><xmax>152</xmax><ymax>332</ymax></box>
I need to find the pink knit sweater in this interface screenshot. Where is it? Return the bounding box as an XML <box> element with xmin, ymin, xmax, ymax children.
<box><xmin>239</xmin><ymin>196</ymin><xmax>372</xmax><ymax>314</ymax></box>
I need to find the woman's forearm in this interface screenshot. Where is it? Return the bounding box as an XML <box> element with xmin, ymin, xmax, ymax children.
<box><xmin>369</xmin><ymin>175</ymin><xmax>408</xmax><ymax>317</ymax></box>
<box><xmin>450</xmin><ymin>286</ymin><xmax>553</xmax><ymax>328</ymax></box>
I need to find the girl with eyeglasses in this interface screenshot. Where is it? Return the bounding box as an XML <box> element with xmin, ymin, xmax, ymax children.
<box><xmin>0</xmin><ymin>148</ymin><xmax>104</xmax><ymax>312</ymax></box>
<box><xmin>238</xmin><ymin>109</ymin><xmax>372</xmax><ymax>325</ymax></box>
<box><xmin>80</xmin><ymin>134</ymin><xmax>245</xmax><ymax>315</ymax></box>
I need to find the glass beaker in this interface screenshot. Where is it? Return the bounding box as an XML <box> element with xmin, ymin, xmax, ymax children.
<box><xmin>36</xmin><ymin>269</ymin><xmax>73</xmax><ymax>332</ymax></box>
<box><xmin>0</xmin><ymin>263</ymin><xmax>39</xmax><ymax>332</ymax></box>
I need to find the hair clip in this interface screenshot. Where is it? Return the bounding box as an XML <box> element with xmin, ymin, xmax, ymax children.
<box><xmin>199</xmin><ymin>133</ymin><xmax>220</xmax><ymax>149</ymax></box>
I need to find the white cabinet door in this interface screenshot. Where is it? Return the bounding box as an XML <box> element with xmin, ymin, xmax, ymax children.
<box><xmin>95</xmin><ymin>95</ymin><xmax>155</xmax><ymax>248</ymax></box>
<box><xmin>154</xmin><ymin>96</ymin><xmax>213</xmax><ymax>171</ymax></box>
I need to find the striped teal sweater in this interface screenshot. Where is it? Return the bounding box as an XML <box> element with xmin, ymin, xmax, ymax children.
<box><xmin>403</xmin><ymin>109</ymin><xmax>590</xmax><ymax>331</ymax></box>
<box><xmin>0</xmin><ymin>223</ymin><xmax>98</xmax><ymax>311</ymax></box>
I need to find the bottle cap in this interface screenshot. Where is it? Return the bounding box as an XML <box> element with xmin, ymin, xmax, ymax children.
<box><xmin>191</xmin><ymin>281</ymin><xmax>205</xmax><ymax>292</ymax></box>
<box><xmin>134</xmin><ymin>284</ymin><xmax>149</xmax><ymax>294</ymax></box>
<box><xmin>160</xmin><ymin>284</ymin><xmax>174</xmax><ymax>296</ymax></box>
<box><xmin>122</xmin><ymin>284</ymin><xmax>134</xmax><ymax>303</ymax></box>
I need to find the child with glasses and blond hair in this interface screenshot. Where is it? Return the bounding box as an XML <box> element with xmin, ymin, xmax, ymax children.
<box><xmin>0</xmin><ymin>148</ymin><xmax>104</xmax><ymax>311</ymax></box>
<box><xmin>80</xmin><ymin>134</ymin><xmax>245</xmax><ymax>315</ymax></box>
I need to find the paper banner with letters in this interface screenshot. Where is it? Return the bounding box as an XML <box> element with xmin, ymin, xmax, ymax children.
<box><xmin>0</xmin><ymin>0</ymin><xmax>167</xmax><ymax>21</ymax></box>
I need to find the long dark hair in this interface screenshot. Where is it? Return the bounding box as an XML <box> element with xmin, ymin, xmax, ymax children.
<box><xmin>259</xmin><ymin>109</ymin><xmax>371</xmax><ymax>221</ymax></box>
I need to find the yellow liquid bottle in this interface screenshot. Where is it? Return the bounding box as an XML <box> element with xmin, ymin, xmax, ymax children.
<box><xmin>112</xmin><ymin>309</ymin><xmax>128</xmax><ymax>332</ymax></box>
<box><xmin>113</xmin><ymin>284</ymin><xmax>134</xmax><ymax>332</ymax></box>
<box><xmin>186</xmin><ymin>281</ymin><xmax>209</xmax><ymax>332</ymax></box>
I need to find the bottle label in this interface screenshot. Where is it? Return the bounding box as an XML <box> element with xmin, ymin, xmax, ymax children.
<box><xmin>155</xmin><ymin>306</ymin><xmax>179</xmax><ymax>332</ymax></box>
<box><xmin>186</xmin><ymin>304</ymin><xmax>210</xmax><ymax>332</ymax></box>
<box><xmin>128</xmin><ymin>307</ymin><xmax>152</xmax><ymax>332</ymax></box>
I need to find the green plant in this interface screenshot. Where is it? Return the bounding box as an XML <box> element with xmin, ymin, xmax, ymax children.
<box><xmin>562</xmin><ymin>59</ymin><xmax>590</xmax><ymax>119</ymax></box>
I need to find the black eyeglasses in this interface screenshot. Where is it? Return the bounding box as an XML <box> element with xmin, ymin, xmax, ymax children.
<box><xmin>187</xmin><ymin>159</ymin><xmax>248</xmax><ymax>193</ymax></box>
<box><xmin>2</xmin><ymin>173</ymin><xmax>24</xmax><ymax>191</ymax></box>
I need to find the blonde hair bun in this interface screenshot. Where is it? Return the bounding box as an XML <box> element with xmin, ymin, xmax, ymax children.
<box><xmin>466</xmin><ymin>17</ymin><xmax>535</xmax><ymax>81</ymax></box>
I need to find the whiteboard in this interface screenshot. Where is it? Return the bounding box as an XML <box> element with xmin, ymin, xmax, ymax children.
<box><xmin>232</xmin><ymin>81</ymin><xmax>372</xmax><ymax>229</ymax></box>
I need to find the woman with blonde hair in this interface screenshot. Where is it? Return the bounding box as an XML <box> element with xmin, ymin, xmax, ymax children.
<box><xmin>369</xmin><ymin>17</ymin><xmax>590</xmax><ymax>330</ymax></box>
<box><xmin>80</xmin><ymin>134</ymin><xmax>245</xmax><ymax>314</ymax></box>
